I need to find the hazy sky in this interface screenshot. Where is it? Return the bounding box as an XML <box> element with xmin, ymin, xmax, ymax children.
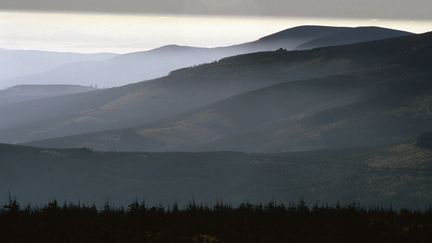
<box><xmin>1</xmin><ymin>1</ymin><xmax>431</xmax><ymax>53</ymax></box>
<box><xmin>2</xmin><ymin>0</ymin><xmax>432</xmax><ymax>20</ymax></box>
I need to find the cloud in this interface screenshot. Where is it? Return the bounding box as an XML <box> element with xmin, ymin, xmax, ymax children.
<box><xmin>1</xmin><ymin>0</ymin><xmax>431</xmax><ymax>20</ymax></box>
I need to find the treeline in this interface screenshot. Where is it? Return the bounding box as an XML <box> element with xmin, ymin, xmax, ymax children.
<box><xmin>1</xmin><ymin>198</ymin><xmax>432</xmax><ymax>243</ymax></box>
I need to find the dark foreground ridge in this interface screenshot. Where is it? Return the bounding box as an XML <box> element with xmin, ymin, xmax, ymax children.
<box><xmin>1</xmin><ymin>199</ymin><xmax>432</xmax><ymax>243</ymax></box>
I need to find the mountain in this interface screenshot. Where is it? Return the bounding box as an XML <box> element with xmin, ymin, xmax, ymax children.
<box><xmin>0</xmin><ymin>29</ymin><xmax>415</xmax><ymax>144</ymax></box>
<box><xmin>1</xmin><ymin>140</ymin><xmax>431</xmax><ymax>208</ymax></box>
<box><xmin>0</xmin><ymin>84</ymin><xmax>97</xmax><ymax>107</ymax></box>
<box><xmin>1</xmin><ymin>26</ymin><xmax>412</xmax><ymax>88</ymax></box>
<box><xmin>0</xmin><ymin>49</ymin><xmax>115</xmax><ymax>87</ymax></box>
<box><xmin>14</xmin><ymin>31</ymin><xmax>432</xmax><ymax>150</ymax></box>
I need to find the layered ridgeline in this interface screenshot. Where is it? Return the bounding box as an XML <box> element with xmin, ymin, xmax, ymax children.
<box><xmin>1</xmin><ymin>137</ymin><xmax>431</xmax><ymax>208</ymax></box>
<box><xmin>17</xmin><ymin>31</ymin><xmax>432</xmax><ymax>152</ymax></box>
<box><xmin>1</xmin><ymin>26</ymin><xmax>411</xmax><ymax>88</ymax></box>
<box><xmin>0</xmin><ymin>85</ymin><xmax>97</xmax><ymax>107</ymax></box>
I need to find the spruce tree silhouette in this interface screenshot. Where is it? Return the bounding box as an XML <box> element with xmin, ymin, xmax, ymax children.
<box><xmin>1</xmin><ymin>199</ymin><xmax>432</xmax><ymax>243</ymax></box>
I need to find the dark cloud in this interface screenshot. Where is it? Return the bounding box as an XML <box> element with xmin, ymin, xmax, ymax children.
<box><xmin>1</xmin><ymin>0</ymin><xmax>431</xmax><ymax>20</ymax></box>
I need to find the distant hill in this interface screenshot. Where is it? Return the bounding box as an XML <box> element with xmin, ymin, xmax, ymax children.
<box><xmin>0</xmin><ymin>84</ymin><xmax>97</xmax><ymax>107</ymax></box>
<box><xmin>1</xmin><ymin>26</ymin><xmax>412</xmax><ymax>88</ymax></box>
<box><xmin>8</xmin><ymin>31</ymin><xmax>432</xmax><ymax>149</ymax></box>
<box><xmin>0</xmin><ymin>49</ymin><xmax>115</xmax><ymax>87</ymax></box>
<box><xmin>0</xmin><ymin>142</ymin><xmax>431</xmax><ymax>208</ymax></box>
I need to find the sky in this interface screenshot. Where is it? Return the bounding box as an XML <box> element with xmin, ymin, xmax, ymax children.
<box><xmin>1</xmin><ymin>0</ymin><xmax>431</xmax><ymax>54</ymax></box>
<box><xmin>2</xmin><ymin>0</ymin><xmax>432</xmax><ymax>20</ymax></box>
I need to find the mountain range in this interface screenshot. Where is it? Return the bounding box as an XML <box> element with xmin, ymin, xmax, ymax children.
<box><xmin>0</xmin><ymin>26</ymin><xmax>411</xmax><ymax>88</ymax></box>
<box><xmin>0</xmin><ymin>29</ymin><xmax>429</xmax><ymax>153</ymax></box>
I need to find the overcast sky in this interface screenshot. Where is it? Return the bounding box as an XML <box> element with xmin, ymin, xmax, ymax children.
<box><xmin>1</xmin><ymin>0</ymin><xmax>432</xmax><ymax>20</ymax></box>
<box><xmin>1</xmin><ymin>1</ymin><xmax>431</xmax><ymax>53</ymax></box>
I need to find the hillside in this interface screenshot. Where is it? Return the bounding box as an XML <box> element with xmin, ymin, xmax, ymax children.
<box><xmin>0</xmin><ymin>85</ymin><xmax>97</xmax><ymax>107</ymax></box>
<box><xmin>0</xmin><ymin>141</ymin><xmax>431</xmax><ymax>208</ymax></box>
<box><xmin>1</xmin><ymin>26</ymin><xmax>411</xmax><ymax>88</ymax></box>
<box><xmin>23</xmin><ymin>31</ymin><xmax>432</xmax><ymax>151</ymax></box>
